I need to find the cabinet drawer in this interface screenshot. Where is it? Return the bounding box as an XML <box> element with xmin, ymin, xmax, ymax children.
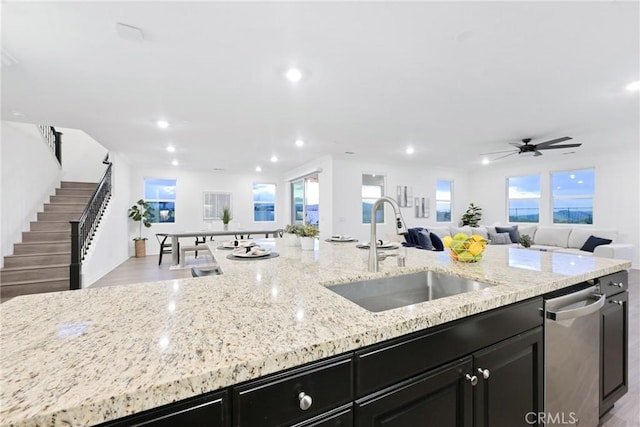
<box><xmin>233</xmin><ymin>355</ymin><xmax>353</xmax><ymax>427</ymax></box>
<box><xmin>355</xmin><ymin>297</ymin><xmax>543</xmax><ymax>397</ymax></box>
<box><xmin>598</xmin><ymin>270</ymin><xmax>628</xmax><ymax>297</ymax></box>
<box><xmin>293</xmin><ymin>404</ymin><xmax>353</xmax><ymax>427</ymax></box>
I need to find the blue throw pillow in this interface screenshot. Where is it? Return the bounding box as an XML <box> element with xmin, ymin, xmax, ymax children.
<box><xmin>416</xmin><ymin>229</ymin><xmax>433</xmax><ymax>250</ymax></box>
<box><xmin>430</xmin><ymin>232</ymin><xmax>444</xmax><ymax>251</ymax></box>
<box><xmin>580</xmin><ymin>235</ymin><xmax>612</xmax><ymax>252</ymax></box>
<box><xmin>495</xmin><ymin>225</ymin><xmax>519</xmax><ymax>244</ymax></box>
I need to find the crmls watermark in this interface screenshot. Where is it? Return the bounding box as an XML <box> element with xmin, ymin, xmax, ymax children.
<box><xmin>525</xmin><ymin>412</ymin><xmax>579</xmax><ymax>425</ymax></box>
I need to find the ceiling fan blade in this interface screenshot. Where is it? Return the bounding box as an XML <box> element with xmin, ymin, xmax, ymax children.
<box><xmin>534</xmin><ymin>136</ymin><xmax>573</xmax><ymax>149</ymax></box>
<box><xmin>481</xmin><ymin>149</ymin><xmax>518</xmax><ymax>155</ymax></box>
<box><xmin>537</xmin><ymin>143</ymin><xmax>582</xmax><ymax>150</ymax></box>
<box><xmin>534</xmin><ymin>151</ymin><xmax>543</xmax><ymax>157</ymax></box>
<box><xmin>493</xmin><ymin>152</ymin><xmax>518</xmax><ymax>161</ymax></box>
<box><xmin>509</xmin><ymin>142</ymin><xmax>523</xmax><ymax>148</ymax></box>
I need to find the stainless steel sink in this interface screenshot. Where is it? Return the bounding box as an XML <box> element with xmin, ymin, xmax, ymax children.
<box><xmin>327</xmin><ymin>271</ymin><xmax>493</xmax><ymax>312</ymax></box>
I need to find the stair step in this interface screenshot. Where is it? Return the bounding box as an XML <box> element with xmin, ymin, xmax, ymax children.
<box><xmin>4</xmin><ymin>252</ymin><xmax>71</xmax><ymax>268</ymax></box>
<box><xmin>61</xmin><ymin>181</ymin><xmax>97</xmax><ymax>190</ymax></box>
<box><xmin>30</xmin><ymin>221</ymin><xmax>71</xmax><ymax>232</ymax></box>
<box><xmin>37</xmin><ymin>212</ymin><xmax>81</xmax><ymax>221</ymax></box>
<box><xmin>0</xmin><ymin>278</ymin><xmax>70</xmax><ymax>299</ymax></box>
<box><xmin>22</xmin><ymin>231</ymin><xmax>71</xmax><ymax>242</ymax></box>
<box><xmin>50</xmin><ymin>195</ymin><xmax>91</xmax><ymax>204</ymax></box>
<box><xmin>43</xmin><ymin>203</ymin><xmax>86</xmax><ymax>213</ymax></box>
<box><xmin>13</xmin><ymin>241</ymin><xmax>71</xmax><ymax>255</ymax></box>
<box><xmin>55</xmin><ymin>188</ymin><xmax>95</xmax><ymax>197</ymax></box>
<box><xmin>1</xmin><ymin>264</ymin><xmax>69</xmax><ymax>282</ymax></box>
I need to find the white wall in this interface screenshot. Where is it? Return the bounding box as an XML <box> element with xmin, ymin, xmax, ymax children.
<box><xmin>128</xmin><ymin>167</ymin><xmax>285</xmax><ymax>256</ymax></box>
<box><xmin>59</xmin><ymin>127</ymin><xmax>108</xmax><ymax>183</ymax></box>
<box><xmin>330</xmin><ymin>157</ymin><xmax>470</xmax><ymax>242</ymax></box>
<box><xmin>82</xmin><ymin>152</ymin><xmax>132</xmax><ymax>287</ymax></box>
<box><xmin>0</xmin><ymin>121</ymin><xmax>62</xmax><ymax>264</ymax></box>
<box><xmin>470</xmin><ymin>150</ymin><xmax>640</xmax><ymax>267</ymax></box>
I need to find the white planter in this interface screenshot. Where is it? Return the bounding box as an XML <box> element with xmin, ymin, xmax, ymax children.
<box><xmin>300</xmin><ymin>236</ymin><xmax>316</xmax><ymax>250</ymax></box>
<box><xmin>284</xmin><ymin>233</ymin><xmax>301</xmax><ymax>246</ymax></box>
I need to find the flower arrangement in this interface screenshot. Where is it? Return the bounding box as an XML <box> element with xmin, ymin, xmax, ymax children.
<box><xmin>296</xmin><ymin>224</ymin><xmax>320</xmax><ymax>238</ymax></box>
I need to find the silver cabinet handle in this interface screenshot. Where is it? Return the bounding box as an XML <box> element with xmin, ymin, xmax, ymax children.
<box><xmin>478</xmin><ymin>368</ymin><xmax>490</xmax><ymax>379</ymax></box>
<box><xmin>611</xmin><ymin>300</ymin><xmax>624</xmax><ymax>306</ymax></box>
<box><xmin>609</xmin><ymin>282</ymin><xmax>624</xmax><ymax>288</ymax></box>
<box><xmin>546</xmin><ymin>293</ymin><xmax>605</xmax><ymax>321</ymax></box>
<box><xmin>298</xmin><ymin>392</ymin><xmax>313</xmax><ymax>410</ymax></box>
<box><xmin>465</xmin><ymin>374</ymin><xmax>478</xmax><ymax>386</ymax></box>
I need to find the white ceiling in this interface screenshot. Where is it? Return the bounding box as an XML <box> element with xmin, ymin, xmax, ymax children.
<box><xmin>2</xmin><ymin>1</ymin><xmax>639</xmax><ymax>174</ymax></box>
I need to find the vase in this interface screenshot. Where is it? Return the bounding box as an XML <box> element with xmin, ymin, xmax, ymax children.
<box><xmin>223</xmin><ymin>223</ymin><xmax>229</xmax><ymax>231</ymax></box>
<box><xmin>300</xmin><ymin>236</ymin><xmax>316</xmax><ymax>251</ymax></box>
<box><xmin>134</xmin><ymin>239</ymin><xmax>146</xmax><ymax>258</ymax></box>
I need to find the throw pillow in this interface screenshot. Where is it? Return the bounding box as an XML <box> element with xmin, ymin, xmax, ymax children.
<box><xmin>429</xmin><ymin>232</ymin><xmax>444</xmax><ymax>251</ymax></box>
<box><xmin>488</xmin><ymin>232</ymin><xmax>512</xmax><ymax>245</ymax></box>
<box><xmin>416</xmin><ymin>229</ymin><xmax>434</xmax><ymax>250</ymax></box>
<box><xmin>495</xmin><ymin>225</ymin><xmax>519</xmax><ymax>244</ymax></box>
<box><xmin>580</xmin><ymin>235</ymin><xmax>613</xmax><ymax>252</ymax></box>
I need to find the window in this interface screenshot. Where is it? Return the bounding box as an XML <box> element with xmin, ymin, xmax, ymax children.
<box><xmin>552</xmin><ymin>169</ymin><xmax>594</xmax><ymax>224</ymax></box>
<box><xmin>144</xmin><ymin>178</ymin><xmax>176</xmax><ymax>223</ymax></box>
<box><xmin>291</xmin><ymin>175</ymin><xmax>320</xmax><ymax>226</ymax></box>
<box><xmin>508</xmin><ymin>175</ymin><xmax>540</xmax><ymax>223</ymax></box>
<box><xmin>362</xmin><ymin>174</ymin><xmax>385</xmax><ymax>224</ymax></box>
<box><xmin>203</xmin><ymin>192</ymin><xmax>231</xmax><ymax>220</ymax></box>
<box><xmin>436</xmin><ymin>180</ymin><xmax>452</xmax><ymax>222</ymax></box>
<box><xmin>253</xmin><ymin>183</ymin><xmax>276</xmax><ymax>221</ymax></box>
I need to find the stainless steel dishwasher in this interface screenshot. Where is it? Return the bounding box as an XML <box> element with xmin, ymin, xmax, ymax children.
<box><xmin>544</xmin><ymin>285</ymin><xmax>605</xmax><ymax>427</ymax></box>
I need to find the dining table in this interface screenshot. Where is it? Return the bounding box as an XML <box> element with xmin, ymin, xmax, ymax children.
<box><xmin>165</xmin><ymin>229</ymin><xmax>284</xmax><ymax>266</ymax></box>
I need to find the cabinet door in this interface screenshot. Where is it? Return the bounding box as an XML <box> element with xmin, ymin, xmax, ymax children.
<box><xmin>600</xmin><ymin>291</ymin><xmax>628</xmax><ymax>416</ymax></box>
<box><xmin>355</xmin><ymin>357</ymin><xmax>473</xmax><ymax>427</ymax></box>
<box><xmin>98</xmin><ymin>390</ymin><xmax>228</xmax><ymax>427</ymax></box>
<box><xmin>474</xmin><ymin>328</ymin><xmax>543</xmax><ymax>427</ymax></box>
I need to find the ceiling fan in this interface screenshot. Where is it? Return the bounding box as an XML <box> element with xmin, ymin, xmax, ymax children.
<box><xmin>483</xmin><ymin>137</ymin><xmax>582</xmax><ymax>161</ymax></box>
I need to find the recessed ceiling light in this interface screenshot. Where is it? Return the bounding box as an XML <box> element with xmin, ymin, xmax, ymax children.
<box><xmin>345</xmin><ymin>151</ymin><xmax>355</xmax><ymax>155</ymax></box>
<box><xmin>295</xmin><ymin>139</ymin><xmax>305</xmax><ymax>147</ymax></box>
<box><xmin>270</xmin><ymin>155</ymin><xmax>278</xmax><ymax>162</ymax></box>
<box><xmin>482</xmin><ymin>157</ymin><xmax>490</xmax><ymax>165</ymax></box>
<box><xmin>166</xmin><ymin>146</ymin><xmax>175</xmax><ymax>153</ymax></box>
<box><xmin>256</xmin><ymin>166</ymin><xmax>262</xmax><ymax>172</ymax></box>
<box><xmin>625</xmin><ymin>81</ymin><xmax>640</xmax><ymax>92</ymax></box>
<box><xmin>171</xmin><ymin>159</ymin><xmax>179</xmax><ymax>166</ymax></box>
<box><xmin>405</xmin><ymin>146</ymin><xmax>415</xmax><ymax>155</ymax></box>
<box><xmin>285</xmin><ymin>68</ymin><xmax>303</xmax><ymax>83</ymax></box>
<box><xmin>157</xmin><ymin>120</ymin><xmax>169</xmax><ymax>129</ymax></box>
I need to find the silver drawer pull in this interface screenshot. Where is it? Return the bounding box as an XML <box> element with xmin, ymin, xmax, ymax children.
<box><xmin>609</xmin><ymin>282</ymin><xmax>624</xmax><ymax>288</ymax></box>
<box><xmin>478</xmin><ymin>368</ymin><xmax>490</xmax><ymax>380</ymax></box>
<box><xmin>298</xmin><ymin>392</ymin><xmax>313</xmax><ymax>410</ymax></box>
<box><xmin>465</xmin><ymin>374</ymin><xmax>478</xmax><ymax>386</ymax></box>
<box><xmin>611</xmin><ymin>300</ymin><xmax>624</xmax><ymax>306</ymax></box>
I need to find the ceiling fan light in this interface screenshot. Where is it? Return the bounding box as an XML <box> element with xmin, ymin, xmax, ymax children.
<box><xmin>519</xmin><ymin>151</ymin><xmax>536</xmax><ymax>157</ymax></box>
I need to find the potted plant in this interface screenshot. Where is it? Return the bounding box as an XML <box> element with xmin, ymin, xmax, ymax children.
<box><xmin>128</xmin><ymin>199</ymin><xmax>151</xmax><ymax>257</ymax></box>
<box><xmin>297</xmin><ymin>224</ymin><xmax>319</xmax><ymax>250</ymax></box>
<box><xmin>518</xmin><ymin>234</ymin><xmax>533</xmax><ymax>248</ymax></box>
<box><xmin>222</xmin><ymin>208</ymin><xmax>232</xmax><ymax>231</ymax></box>
<box><xmin>460</xmin><ymin>203</ymin><xmax>482</xmax><ymax>227</ymax></box>
<box><xmin>284</xmin><ymin>224</ymin><xmax>302</xmax><ymax>246</ymax></box>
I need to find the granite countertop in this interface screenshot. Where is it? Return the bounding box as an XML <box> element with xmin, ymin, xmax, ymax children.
<box><xmin>0</xmin><ymin>239</ymin><xmax>631</xmax><ymax>426</ymax></box>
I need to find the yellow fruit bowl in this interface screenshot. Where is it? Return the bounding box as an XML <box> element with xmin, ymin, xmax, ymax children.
<box><xmin>443</xmin><ymin>233</ymin><xmax>487</xmax><ymax>263</ymax></box>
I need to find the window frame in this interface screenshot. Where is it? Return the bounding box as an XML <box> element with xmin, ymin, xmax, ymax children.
<box><xmin>507</xmin><ymin>175</ymin><xmax>541</xmax><ymax>223</ymax></box>
<box><xmin>551</xmin><ymin>168</ymin><xmax>595</xmax><ymax>225</ymax></box>
<box><xmin>435</xmin><ymin>179</ymin><xmax>453</xmax><ymax>223</ymax></box>
<box><xmin>253</xmin><ymin>182</ymin><xmax>276</xmax><ymax>222</ymax></box>
<box><xmin>144</xmin><ymin>177</ymin><xmax>177</xmax><ymax>224</ymax></box>
<box><xmin>362</xmin><ymin>173</ymin><xmax>385</xmax><ymax>224</ymax></box>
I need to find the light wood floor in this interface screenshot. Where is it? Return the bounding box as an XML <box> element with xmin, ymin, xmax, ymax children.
<box><xmin>77</xmin><ymin>260</ymin><xmax>640</xmax><ymax>425</ymax></box>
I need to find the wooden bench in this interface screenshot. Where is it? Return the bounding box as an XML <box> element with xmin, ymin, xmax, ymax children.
<box><xmin>179</xmin><ymin>244</ymin><xmax>212</xmax><ymax>266</ymax></box>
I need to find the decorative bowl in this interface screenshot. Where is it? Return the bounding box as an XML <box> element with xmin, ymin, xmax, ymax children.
<box><xmin>444</xmin><ymin>233</ymin><xmax>487</xmax><ymax>263</ymax></box>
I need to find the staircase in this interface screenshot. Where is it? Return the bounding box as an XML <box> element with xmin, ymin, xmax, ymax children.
<box><xmin>1</xmin><ymin>181</ymin><xmax>97</xmax><ymax>301</ymax></box>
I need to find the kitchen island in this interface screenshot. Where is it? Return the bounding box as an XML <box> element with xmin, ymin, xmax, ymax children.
<box><xmin>0</xmin><ymin>239</ymin><xmax>631</xmax><ymax>426</ymax></box>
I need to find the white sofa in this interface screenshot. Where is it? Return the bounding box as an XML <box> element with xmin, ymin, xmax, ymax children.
<box><xmin>428</xmin><ymin>224</ymin><xmax>636</xmax><ymax>262</ymax></box>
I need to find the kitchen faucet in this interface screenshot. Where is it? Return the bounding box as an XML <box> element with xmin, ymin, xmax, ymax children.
<box><xmin>368</xmin><ymin>196</ymin><xmax>408</xmax><ymax>272</ymax></box>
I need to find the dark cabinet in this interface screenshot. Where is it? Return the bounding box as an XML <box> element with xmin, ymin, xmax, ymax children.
<box><xmin>97</xmin><ymin>390</ymin><xmax>228</xmax><ymax>427</ymax></box>
<box><xmin>355</xmin><ymin>357</ymin><xmax>473</xmax><ymax>427</ymax></box>
<box><xmin>474</xmin><ymin>328</ymin><xmax>543</xmax><ymax>427</ymax></box>
<box><xmin>600</xmin><ymin>291</ymin><xmax>628</xmax><ymax>416</ymax></box>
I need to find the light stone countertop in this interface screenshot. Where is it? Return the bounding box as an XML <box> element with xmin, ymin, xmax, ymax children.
<box><xmin>0</xmin><ymin>239</ymin><xmax>631</xmax><ymax>426</ymax></box>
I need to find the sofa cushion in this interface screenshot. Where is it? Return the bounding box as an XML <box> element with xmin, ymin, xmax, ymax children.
<box><xmin>568</xmin><ymin>228</ymin><xmax>618</xmax><ymax>249</ymax></box>
<box><xmin>430</xmin><ymin>232</ymin><xmax>445</xmax><ymax>251</ymax></box>
<box><xmin>534</xmin><ymin>226</ymin><xmax>571</xmax><ymax>247</ymax></box>
<box><xmin>581</xmin><ymin>235</ymin><xmax>613</xmax><ymax>253</ymax></box>
<box><xmin>518</xmin><ymin>225</ymin><xmax>537</xmax><ymax>241</ymax></box>
<box><xmin>406</xmin><ymin>228</ymin><xmax>433</xmax><ymax>250</ymax></box>
<box><xmin>451</xmin><ymin>226</ymin><xmax>473</xmax><ymax>237</ymax></box>
<box><xmin>489</xmin><ymin>232</ymin><xmax>512</xmax><ymax>245</ymax></box>
<box><xmin>428</xmin><ymin>226</ymin><xmax>451</xmax><ymax>239</ymax></box>
<box><xmin>471</xmin><ymin>227</ymin><xmax>489</xmax><ymax>240</ymax></box>
<box><xmin>495</xmin><ymin>225</ymin><xmax>519</xmax><ymax>243</ymax></box>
